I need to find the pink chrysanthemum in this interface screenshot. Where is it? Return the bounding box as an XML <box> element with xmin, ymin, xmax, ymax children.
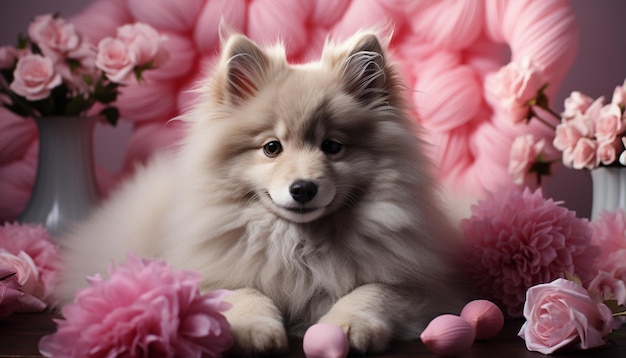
<box><xmin>39</xmin><ymin>254</ymin><xmax>233</xmax><ymax>358</ymax></box>
<box><xmin>0</xmin><ymin>222</ymin><xmax>60</xmax><ymax>302</ymax></box>
<box><xmin>462</xmin><ymin>188</ymin><xmax>599</xmax><ymax>317</ymax></box>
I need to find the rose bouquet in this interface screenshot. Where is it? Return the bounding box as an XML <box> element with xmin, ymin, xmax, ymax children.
<box><xmin>0</xmin><ymin>13</ymin><xmax>167</xmax><ymax>125</ymax></box>
<box><xmin>493</xmin><ymin>56</ymin><xmax>626</xmax><ymax>185</ymax></box>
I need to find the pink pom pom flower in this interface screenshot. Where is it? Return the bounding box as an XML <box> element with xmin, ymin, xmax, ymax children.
<box><xmin>462</xmin><ymin>188</ymin><xmax>599</xmax><ymax>317</ymax></box>
<box><xmin>38</xmin><ymin>254</ymin><xmax>233</xmax><ymax>357</ymax></box>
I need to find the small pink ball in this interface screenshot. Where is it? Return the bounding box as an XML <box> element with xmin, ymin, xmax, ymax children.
<box><xmin>303</xmin><ymin>323</ymin><xmax>350</xmax><ymax>358</ymax></box>
<box><xmin>460</xmin><ymin>299</ymin><xmax>505</xmax><ymax>340</ymax></box>
<box><xmin>420</xmin><ymin>314</ymin><xmax>475</xmax><ymax>356</ymax></box>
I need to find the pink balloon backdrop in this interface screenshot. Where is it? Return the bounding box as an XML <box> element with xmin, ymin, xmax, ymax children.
<box><xmin>0</xmin><ymin>0</ymin><xmax>578</xmax><ymax>221</ymax></box>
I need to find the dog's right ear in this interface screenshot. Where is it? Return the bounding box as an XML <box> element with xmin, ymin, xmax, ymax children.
<box><xmin>221</xmin><ymin>35</ymin><xmax>269</xmax><ymax>103</ymax></box>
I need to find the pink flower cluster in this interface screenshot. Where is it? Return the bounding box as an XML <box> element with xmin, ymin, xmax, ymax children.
<box><xmin>554</xmin><ymin>80</ymin><xmax>626</xmax><ymax>169</ymax></box>
<box><xmin>519</xmin><ymin>278</ymin><xmax>613</xmax><ymax>354</ymax></box>
<box><xmin>461</xmin><ymin>188</ymin><xmax>599</xmax><ymax>317</ymax></box>
<box><xmin>0</xmin><ymin>222</ymin><xmax>60</xmax><ymax>318</ymax></box>
<box><xmin>0</xmin><ymin>0</ymin><xmax>578</xmax><ymax>221</ymax></box>
<box><xmin>96</xmin><ymin>22</ymin><xmax>168</xmax><ymax>83</ymax></box>
<box><xmin>508</xmin><ymin>77</ymin><xmax>626</xmax><ymax>186</ymax></box>
<box><xmin>0</xmin><ymin>13</ymin><xmax>166</xmax><ymax>116</ymax></box>
<box><xmin>39</xmin><ymin>254</ymin><xmax>233</xmax><ymax>357</ymax></box>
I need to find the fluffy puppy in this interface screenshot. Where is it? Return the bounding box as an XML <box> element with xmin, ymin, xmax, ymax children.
<box><xmin>58</xmin><ymin>30</ymin><xmax>464</xmax><ymax>354</ymax></box>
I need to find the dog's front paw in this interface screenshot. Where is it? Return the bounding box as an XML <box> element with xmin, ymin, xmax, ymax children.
<box><xmin>318</xmin><ymin>311</ymin><xmax>391</xmax><ymax>353</ymax></box>
<box><xmin>228</xmin><ymin>315</ymin><xmax>288</xmax><ymax>355</ymax></box>
<box><xmin>222</xmin><ymin>288</ymin><xmax>288</xmax><ymax>356</ymax></box>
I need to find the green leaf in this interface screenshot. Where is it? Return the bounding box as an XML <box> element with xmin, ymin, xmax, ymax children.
<box><xmin>99</xmin><ymin>106</ymin><xmax>119</xmax><ymax>126</ymax></box>
<box><xmin>17</xmin><ymin>33</ymin><xmax>28</xmax><ymax>49</ymax></box>
<box><xmin>65</xmin><ymin>95</ymin><xmax>91</xmax><ymax>116</ymax></box>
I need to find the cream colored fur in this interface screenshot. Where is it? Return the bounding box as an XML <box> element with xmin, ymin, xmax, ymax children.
<box><xmin>57</xmin><ymin>31</ymin><xmax>464</xmax><ymax>354</ymax></box>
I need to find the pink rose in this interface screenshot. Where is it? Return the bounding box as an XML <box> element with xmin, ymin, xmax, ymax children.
<box><xmin>10</xmin><ymin>54</ymin><xmax>62</xmax><ymax>101</ymax></box>
<box><xmin>116</xmin><ymin>22</ymin><xmax>168</xmax><ymax>67</ymax></box>
<box><xmin>27</xmin><ymin>14</ymin><xmax>80</xmax><ymax>61</ymax></box>
<box><xmin>519</xmin><ymin>278</ymin><xmax>613</xmax><ymax>354</ymax></box>
<box><xmin>596</xmin><ymin>139</ymin><xmax>619</xmax><ymax>166</ymax></box>
<box><xmin>95</xmin><ymin>37</ymin><xmax>136</xmax><ymax>83</ymax></box>
<box><xmin>562</xmin><ymin>91</ymin><xmax>594</xmax><ymax>119</ymax></box>
<box><xmin>0</xmin><ymin>250</ymin><xmax>40</xmax><ymax>296</ymax></box>
<box><xmin>508</xmin><ymin>134</ymin><xmax>545</xmax><ymax>185</ymax></box>
<box><xmin>493</xmin><ymin>57</ymin><xmax>545</xmax><ymax>124</ymax></box>
<box><xmin>553</xmin><ymin>121</ymin><xmax>584</xmax><ymax>152</ymax></box>
<box><xmin>595</xmin><ymin>103</ymin><xmax>625</xmax><ymax>143</ymax></box>
<box><xmin>571</xmin><ymin>137</ymin><xmax>598</xmax><ymax>170</ymax></box>
<box><xmin>587</xmin><ymin>270</ymin><xmax>626</xmax><ymax>306</ymax></box>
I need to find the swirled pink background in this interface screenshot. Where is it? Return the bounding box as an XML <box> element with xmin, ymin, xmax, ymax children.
<box><xmin>1</xmin><ymin>0</ymin><xmax>625</xmax><ymax>221</ymax></box>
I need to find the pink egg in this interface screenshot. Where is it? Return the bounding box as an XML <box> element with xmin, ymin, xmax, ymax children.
<box><xmin>460</xmin><ymin>299</ymin><xmax>505</xmax><ymax>340</ymax></box>
<box><xmin>420</xmin><ymin>314</ymin><xmax>475</xmax><ymax>356</ymax></box>
<box><xmin>303</xmin><ymin>323</ymin><xmax>349</xmax><ymax>358</ymax></box>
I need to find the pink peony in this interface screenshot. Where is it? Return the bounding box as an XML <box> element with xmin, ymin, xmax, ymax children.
<box><xmin>9</xmin><ymin>54</ymin><xmax>62</xmax><ymax>101</ymax></box>
<box><xmin>462</xmin><ymin>188</ymin><xmax>599</xmax><ymax>317</ymax></box>
<box><xmin>39</xmin><ymin>254</ymin><xmax>233</xmax><ymax>357</ymax></box>
<box><xmin>518</xmin><ymin>278</ymin><xmax>613</xmax><ymax>354</ymax></box>
<box><xmin>0</xmin><ymin>223</ymin><xmax>60</xmax><ymax>302</ymax></box>
<box><xmin>508</xmin><ymin>134</ymin><xmax>545</xmax><ymax>185</ymax></box>
<box><xmin>95</xmin><ymin>37</ymin><xmax>136</xmax><ymax>83</ymax></box>
<box><xmin>27</xmin><ymin>14</ymin><xmax>81</xmax><ymax>61</ymax></box>
<box><xmin>491</xmin><ymin>57</ymin><xmax>545</xmax><ymax>124</ymax></box>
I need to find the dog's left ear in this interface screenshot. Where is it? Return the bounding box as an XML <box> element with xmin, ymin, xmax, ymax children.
<box><xmin>342</xmin><ymin>33</ymin><xmax>389</xmax><ymax>103</ymax></box>
<box><xmin>221</xmin><ymin>35</ymin><xmax>270</xmax><ymax>103</ymax></box>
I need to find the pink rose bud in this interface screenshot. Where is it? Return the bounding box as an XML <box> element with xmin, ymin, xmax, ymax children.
<box><xmin>460</xmin><ymin>300</ymin><xmax>504</xmax><ymax>340</ymax></box>
<box><xmin>9</xmin><ymin>54</ymin><xmax>62</xmax><ymax>101</ymax></box>
<box><xmin>303</xmin><ymin>323</ymin><xmax>349</xmax><ymax>358</ymax></box>
<box><xmin>420</xmin><ymin>314</ymin><xmax>475</xmax><ymax>356</ymax></box>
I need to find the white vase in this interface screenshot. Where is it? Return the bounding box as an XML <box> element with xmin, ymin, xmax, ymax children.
<box><xmin>19</xmin><ymin>116</ymin><xmax>99</xmax><ymax>238</ymax></box>
<box><xmin>590</xmin><ymin>166</ymin><xmax>626</xmax><ymax>221</ymax></box>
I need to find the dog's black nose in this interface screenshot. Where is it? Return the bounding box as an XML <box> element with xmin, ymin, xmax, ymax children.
<box><xmin>289</xmin><ymin>180</ymin><xmax>318</xmax><ymax>203</ymax></box>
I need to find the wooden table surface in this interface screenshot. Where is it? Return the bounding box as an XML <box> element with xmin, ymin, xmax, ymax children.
<box><xmin>2</xmin><ymin>311</ymin><xmax>626</xmax><ymax>357</ymax></box>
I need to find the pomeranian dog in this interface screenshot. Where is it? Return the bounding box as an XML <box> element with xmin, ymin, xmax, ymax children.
<box><xmin>58</xmin><ymin>30</ymin><xmax>464</xmax><ymax>354</ymax></box>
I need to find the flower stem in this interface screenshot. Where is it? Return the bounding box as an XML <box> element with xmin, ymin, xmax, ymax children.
<box><xmin>529</xmin><ymin>109</ymin><xmax>557</xmax><ymax>130</ymax></box>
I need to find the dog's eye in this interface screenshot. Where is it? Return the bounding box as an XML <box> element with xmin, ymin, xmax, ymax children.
<box><xmin>321</xmin><ymin>139</ymin><xmax>342</xmax><ymax>155</ymax></box>
<box><xmin>263</xmin><ymin>141</ymin><xmax>283</xmax><ymax>157</ymax></box>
